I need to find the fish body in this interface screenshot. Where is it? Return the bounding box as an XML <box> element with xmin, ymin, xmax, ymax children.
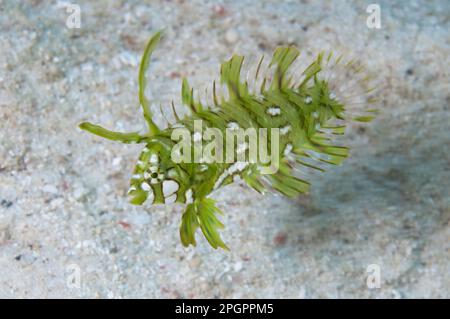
<box><xmin>80</xmin><ymin>32</ymin><xmax>377</xmax><ymax>250</ymax></box>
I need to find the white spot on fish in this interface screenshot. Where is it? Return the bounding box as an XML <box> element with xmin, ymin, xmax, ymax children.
<box><xmin>284</xmin><ymin>143</ymin><xmax>293</xmax><ymax>156</ymax></box>
<box><xmin>149</xmin><ymin>154</ymin><xmax>158</xmax><ymax>163</ymax></box>
<box><xmin>280</xmin><ymin>125</ymin><xmax>291</xmax><ymax>135</ymax></box>
<box><xmin>228</xmin><ymin>162</ymin><xmax>248</xmax><ymax>174</ymax></box>
<box><xmin>227</xmin><ymin>122</ymin><xmax>240</xmax><ymax>130</ymax></box>
<box><xmin>165</xmin><ymin>194</ymin><xmax>177</xmax><ymax>204</ymax></box>
<box><xmin>305</xmin><ymin>96</ymin><xmax>312</xmax><ymax>104</ymax></box>
<box><xmin>149</xmin><ymin>166</ymin><xmax>158</xmax><ymax>173</ymax></box>
<box><xmin>214</xmin><ymin>170</ymin><xmax>229</xmax><ymax>189</ymax></box>
<box><xmin>137</xmin><ymin>160</ymin><xmax>146</xmax><ymax>168</ymax></box>
<box><xmin>150</xmin><ymin>177</ymin><xmax>160</xmax><ymax>184</ymax></box>
<box><xmin>147</xmin><ymin>191</ymin><xmax>155</xmax><ymax>204</ymax></box>
<box><xmin>266</xmin><ymin>106</ymin><xmax>281</xmax><ymax>116</ymax></box>
<box><xmin>141</xmin><ymin>182</ymin><xmax>151</xmax><ymax>191</ymax></box>
<box><xmin>163</xmin><ymin>180</ymin><xmax>179</xmax><ymax>196</ymax></box>
<box><xmin>185</xmin><ymin>189</ymin><xmax>193</xmax><ymax>203</ymax></box>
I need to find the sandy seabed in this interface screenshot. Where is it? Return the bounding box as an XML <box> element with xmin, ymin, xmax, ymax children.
<box><xmin>0</xmin><ymin>1</ymin><xmax>449</xmax><ymax>298</ymax></box>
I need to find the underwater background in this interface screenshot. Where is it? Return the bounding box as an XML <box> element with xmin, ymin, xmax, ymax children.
<box><xmin>0</xmin><ymin>0</ymin><xmax>449</xmax><ymax>298</ymax></box>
